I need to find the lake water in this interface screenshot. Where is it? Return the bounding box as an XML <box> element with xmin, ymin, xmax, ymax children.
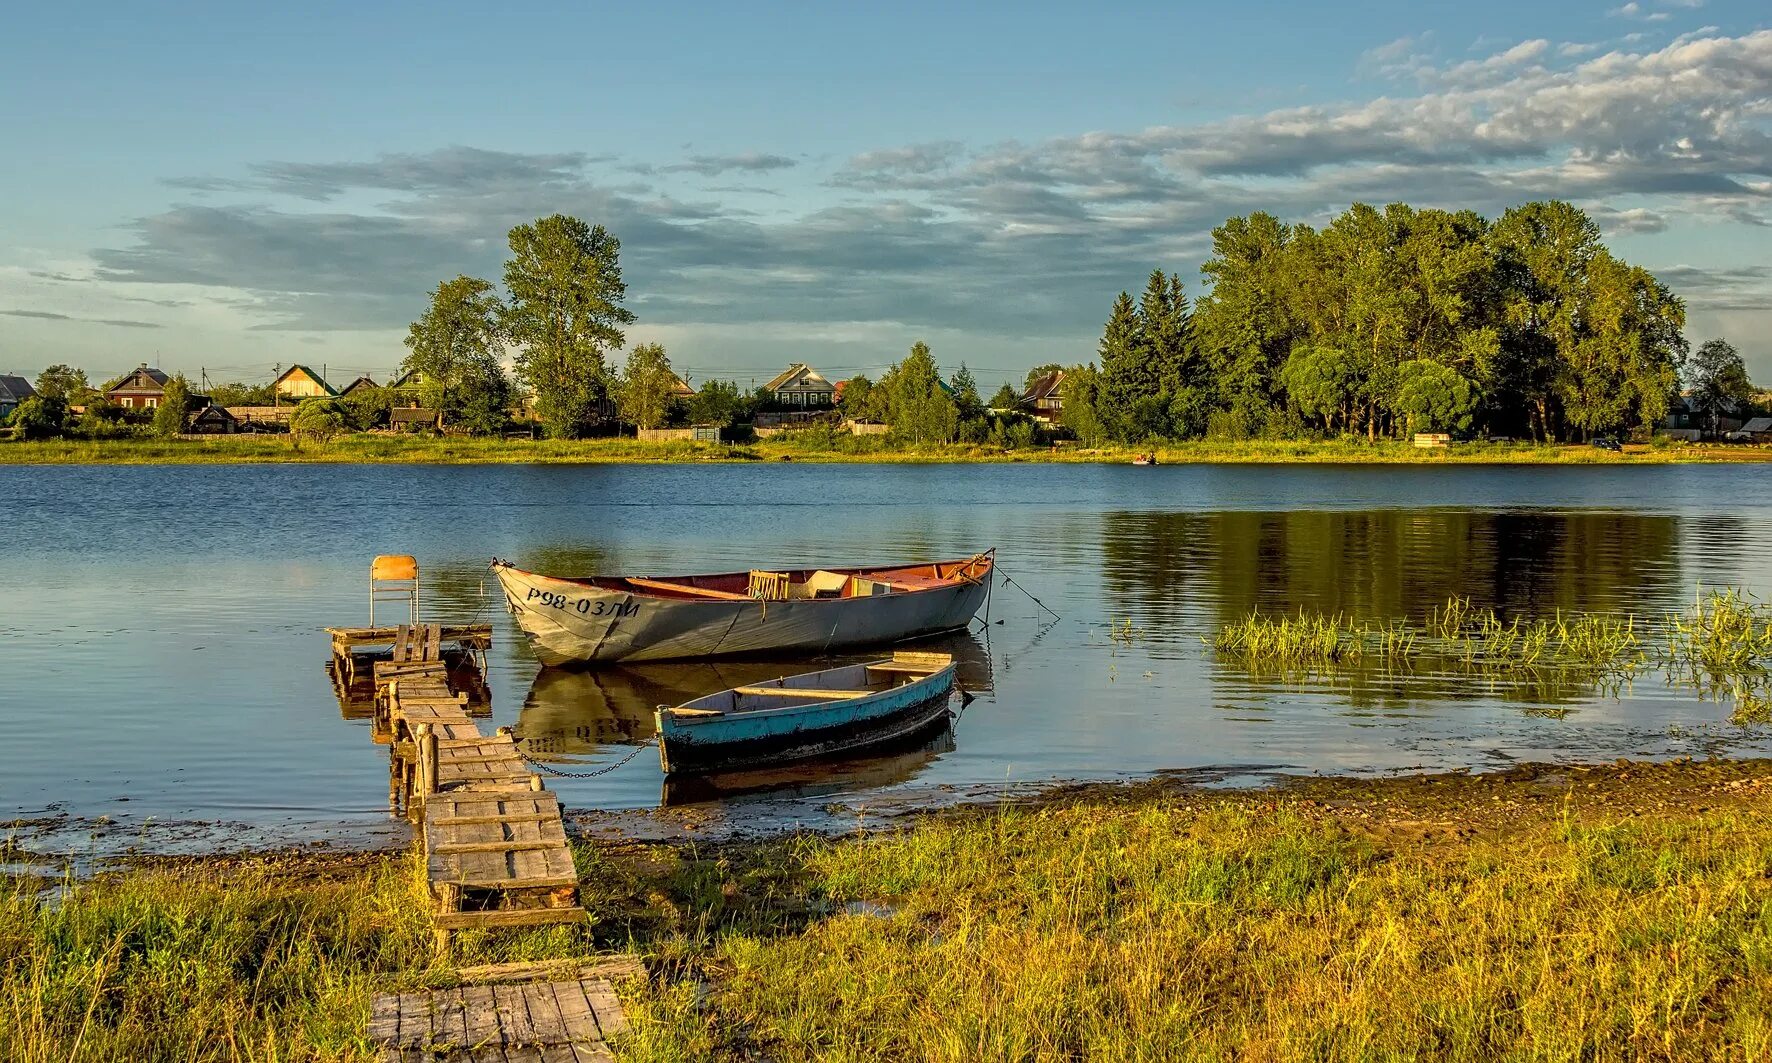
<box><xmin>4</xmin><ymin>462</ymin><xmax>1772</xmax><ymax>852</ymax></box>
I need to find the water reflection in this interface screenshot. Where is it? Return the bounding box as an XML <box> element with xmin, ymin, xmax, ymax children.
<box><xmin>1100</xmin><ymin>509</ymin><xmax>1694</xmax><ymax>626</ymax></box>
<box><xmin>660</xmin><ymin>719</ymin><xmax>956</xmax><ymax>806</ymax></box>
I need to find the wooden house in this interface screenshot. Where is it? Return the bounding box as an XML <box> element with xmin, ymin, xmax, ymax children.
<box><xmin>273</xmin><ymin>364</ymin><xmax>336</xmax><ymax>402</ymax></box>
<box><xmin>339</xmin><ymin>376</ymin><xmax>381</xmax><ymax>396</ymax></box>
<box><xmin>390</xmin><ymin>407</ymin><xmax>441</xmax><ymax>430</ymax></box>
<box><xmin>1019</xmin><ymin>369</ymin><xmax>1064</xmax><ymax>425</ymax></box>
<box><xmin>387</xmin><ymin>369</ymin><xmax>425</xmax><ymax>405</ymax></box>
<box><xmin>186</xmin><ymin>403</ymin><xmax>239</xmax><ymax>434</ymax></box>
<box><xmin>0</xmin><ymin>375</ymin><xmax>35</xmax><ymax>419</ymax></box>
<box><xmin>104</xmin><ymin>364</ymin><xmax>170</xmax><ymax>410</ymax></box>
<box><xmin>1726</xmin><ymin>416</ymin><xmax>1772</xmax><ymax>443</ymax></box>
<box><xmin>671</xmin><ymin>374</ymin><xmax>695</xmax><ymax>399</ymax></box>
<box><xmin>763</xmin><ymin>363</ymin><xmax>835</xmax><ymax>407</ymax></box>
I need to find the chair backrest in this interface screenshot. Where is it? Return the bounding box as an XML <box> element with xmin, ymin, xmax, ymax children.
<box><xmin>371</xmin><ymin>554</ymin><xmax>419</xmax><ymax>626</ymax></box>
<box><xmin>747</xmin><ymin>570</ymin><xmax>791</xmax><ymax>601</ymax></box>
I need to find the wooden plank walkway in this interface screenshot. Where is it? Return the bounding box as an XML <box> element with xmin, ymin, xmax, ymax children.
<box><xmin>369</xmin><ymin>978</ymin><xmax>626</xmax><ymax>1061</ymax></box>
<box><xmin>370</xmin><ymin>623</ymin><xmax>589</xmax><ymax>951</ymax></box>
<box><xmin>332</xmin><ymin>612</ymin><xmax>633</xmax><ymax>1059</ymax></box>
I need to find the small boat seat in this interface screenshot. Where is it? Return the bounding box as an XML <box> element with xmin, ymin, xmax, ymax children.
<box><xmin>858</xmin><ymin>571</ymin><xmax>947</xmax><ymax>591</ymax></box>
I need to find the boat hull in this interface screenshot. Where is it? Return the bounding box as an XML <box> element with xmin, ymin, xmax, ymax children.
<box><xmin>654</xmin><ymin>664</ymin><xmax>957</xmax><ymax>775</ymax></box>
<box><xmin>493</xmin><ymin>560</ymin><xmax>990</xmax><ymax>665</ymax></box>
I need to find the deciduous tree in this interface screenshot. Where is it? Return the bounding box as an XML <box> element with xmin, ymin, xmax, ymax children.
<box><xmin>502</xmin><ymin>215</ymin><xmax>634</xmax><ymax>438</ymax></box>
<box><xmin>404</xmin><ymin>275</ymin><xmax>506</xmax><ymax>429</ymax></box>
<box><xmin>616</xmin><ymin>343</ymin><xmax>677</xmax><ymax>430</ymax></box>
<box><xmin>33</xmin><ymin>364</ymin><xmax>88</xmax><ymax>401</ymax></box>
<box><xmin>1687</xmin><ymin>338</ymin><xmax>1752</xmax><ymax>437</ymax></box>
<box><xmin>152</xmin><ymin>374</ymin><xmax>192</xmax><ymax>436</ymax></box>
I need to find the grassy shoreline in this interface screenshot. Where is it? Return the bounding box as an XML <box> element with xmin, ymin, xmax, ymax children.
<box><xmin>2</xmin><ymin>434</ymin><xmax>1770</xmax><ymax>466</ymax></box>
<box><xmin>7</xmin><ymin>759</ymin><xmax>1772</xmax><ymax>1060</ymax></box>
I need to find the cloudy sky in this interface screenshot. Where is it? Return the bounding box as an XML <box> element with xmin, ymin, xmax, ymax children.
<box><xmin>2</xmin><ymin>1</ymin><xmax>1769</xmax><ymax>394</ymax></box>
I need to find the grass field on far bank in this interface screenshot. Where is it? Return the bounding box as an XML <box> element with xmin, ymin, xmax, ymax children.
<box><xmin>6</xmin><ymin>760</ymin><xmax>1771</xmax><ymax>1060</ymax></box>
<box><xmin>3</xmin><ymin>433</ymin><xmax>1768</xmax><ymax>466</ymax></box>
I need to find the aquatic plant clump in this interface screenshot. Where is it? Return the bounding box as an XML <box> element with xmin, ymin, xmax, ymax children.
<box><xmin>1210</xmin><ymin>592</ymin><xmax>1772</xmax><ymax>723</ymax></box>
<box><xmin>1661</xmin><ymin>589</ymin><xmax>1772</xmax><ymax>725</ymax></box>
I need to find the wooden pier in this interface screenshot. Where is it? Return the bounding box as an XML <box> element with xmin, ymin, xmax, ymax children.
<box><xmin>326</xmin><ymin>614</ymin><xmax>633</xmax><ymax>1059</ymax></box>
<box><xmin>370</xmin><ymin>623</ymin><xmax>587</xmax><ymax>951</ymax></box>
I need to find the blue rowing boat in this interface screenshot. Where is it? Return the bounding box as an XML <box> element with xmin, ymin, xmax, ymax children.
<box><xmin>653</xmin><ymin>651</ymin><xmax>957</xmax><ymax>774</ymax></box>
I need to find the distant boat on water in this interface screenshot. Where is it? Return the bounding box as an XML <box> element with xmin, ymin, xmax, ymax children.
<box><xmin>653</xmin><ymin>651</ymin><xmax>958</xmax><ymax>774</ymax></box>
<box><xmin>491</xmin><ymin>553</ymin><xmax>993</xmax><ymax>665</ymax></box>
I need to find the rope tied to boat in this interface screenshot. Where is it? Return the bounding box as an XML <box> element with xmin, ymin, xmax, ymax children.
<box><xmin>995</xmin><ymin>564</ymin><xmax>1062</xmax><ymax>621</ymax></box>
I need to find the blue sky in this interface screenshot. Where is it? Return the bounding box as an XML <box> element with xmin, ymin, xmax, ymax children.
<box><xmin>2</xmin><ymin>0</ymin><xmax>1769</xmax><ymax>393</ymax></box>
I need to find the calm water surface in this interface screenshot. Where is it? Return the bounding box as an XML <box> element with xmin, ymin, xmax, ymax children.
<box><xmin>4</xmin><ymin>462</ymin><xmax>1771</xmax><ymax>850</ymax></box>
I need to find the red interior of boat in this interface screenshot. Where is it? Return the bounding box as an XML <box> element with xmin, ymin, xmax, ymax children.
<box><xmin>562</xmin><ymin>555</ymin><xmax>994</xmax><ymax>601</ymax></box>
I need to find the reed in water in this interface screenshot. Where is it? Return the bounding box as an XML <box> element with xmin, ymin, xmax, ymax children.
<box><xmin>1212</xmin><ymin>591</ymin><xmax>1772</xmax><ymax>723</ymax></box>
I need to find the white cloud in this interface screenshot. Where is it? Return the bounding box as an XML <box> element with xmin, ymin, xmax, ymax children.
<box><xmin>10</xmin><ymin>30</ymin><xmax>1767</xmax><ymax>369</ymax></box>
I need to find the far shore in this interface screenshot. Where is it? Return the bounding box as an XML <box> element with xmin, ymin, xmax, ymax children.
<box><xmin>4</xmin><ymin>434</ymin><xmax>1771</xmax><ymax>466</ymax></box>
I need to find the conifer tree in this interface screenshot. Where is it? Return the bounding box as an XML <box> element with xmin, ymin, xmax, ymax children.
<box><xmin>1097</xmin><ymin>291</ymin><xmax>1143</xmax><ymax>435</ymax></box>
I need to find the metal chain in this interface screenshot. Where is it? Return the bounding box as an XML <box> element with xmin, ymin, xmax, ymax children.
<box><xmin>515</xmin><ymin>738</ymin><xmax>656</xmax><ymax>778</ymax></box>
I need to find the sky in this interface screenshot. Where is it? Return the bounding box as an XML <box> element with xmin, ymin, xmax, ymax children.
<box><xmin>1</xmin><ymin>1</ymin><xmax>1769</xmax><ymax>395</ymax></box>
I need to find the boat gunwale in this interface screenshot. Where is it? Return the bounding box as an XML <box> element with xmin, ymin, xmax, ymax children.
<box><xmin>661</xmin><ymin>660</ymin><xmax>956</xmax><ymax>727</ymax></box>
<box><xmin>493</xmin><ymin>554</ymin><xmax>993</xmax><ymax>605</ymax></box>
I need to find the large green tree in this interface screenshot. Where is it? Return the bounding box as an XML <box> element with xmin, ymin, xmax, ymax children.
<box><xmin>880</xmin><ymin>341</ymin><xmax>959</xmax><ymax>444</ymax></box>
<box><xmin>33</xmin><ymin>364</ymin><xmax>88</xmax><ymax>401</ymax></box>
<box><xmin>950</xmin><ymin>363</ymin><xmax>984</xmax><ymax>422</ymax></box>
<box><xmin>152</xmin><ymin>374</ymin><xmax>193</xmax><ymax>436</ymax></box>
<box><xmin>1688</xmin><ymin>338</ymin><xmax>1753</xmax><ymax>437</ymax></box>
<box><xmin>616</xmin><ymin>343</ymin><xmax>678</xmax><ymax>430</ymax></box>
<box><xmin>403</xmin><ymin>275</ymin><xmax>507</xmax><ymax>428</ymax></box>
<box><xmin>1280</xmin><ymin>345</ymin><xmax>1358</xmax><ymax>435</ymax></box>
<box><xmin>1194</xmin><ymin>212</ymin><xmax>1297</xmax><ymax>424</ymax></box>
<box><xmin>1097</xmin><ymin>290</ymin><xmax>1147</xmax><ymax>435</ymax></box>
<box><xmin>1390</xmin><ymin>360</ymin><xmax>1477</xmax><ymax>435</ymax></box>
<box><xmin>691</xmin><ymin>379</ymin><xmax>746</xmax><ymax>427</ymax></box>
<box><xmin>502</xmin><ymin>215</ymin><xmax>634</xmax><ymax>437</ymax></box>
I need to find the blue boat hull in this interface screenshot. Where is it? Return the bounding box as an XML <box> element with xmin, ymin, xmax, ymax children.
<box><xmin>656</xmin><ymin>663</ymin><xmax>956</xmax><ymax>774</ymax></box>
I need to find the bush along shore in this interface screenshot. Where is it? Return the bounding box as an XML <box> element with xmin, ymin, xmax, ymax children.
<box><xmin>6</xmin><ymin>759</ymin><xmax>1772</xmax><ymax>1060</ymax></box>
<box><xmin>3</xmin><ymin>432</ymin><xmax>1769</xmax><ymax>466</ymax></box>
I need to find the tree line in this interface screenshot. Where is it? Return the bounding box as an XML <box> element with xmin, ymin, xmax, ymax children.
<box><xmin>10</xmin><ymin>199</ymin><xmax>1759</xmax><ymax>447</ymax></box>
<box><xmin>1058</xmin><ymin>200</ymin><xmax>1756</xmax><ymax>444</ymax></box>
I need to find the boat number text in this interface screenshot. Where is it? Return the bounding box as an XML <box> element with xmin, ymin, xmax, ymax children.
<box><xmin>527</xmin><ymin>589</ymin><xmax>641</xmax><ymax>618</ymax></box>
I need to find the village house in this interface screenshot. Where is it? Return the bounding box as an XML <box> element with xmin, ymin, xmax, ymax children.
<box><xmin>339</xmin><ymin>376</ymin><xmax>381</xmax><ymax>396</ymax></box>
<box><xmin>0</xmin><ymin>375</ymin><xmax>36</xmax><ymax>419</ymax></box>
<box><xmin>272</xmin><ymin>364</ymin><xmax>336</xmax><ymax>402</ymax></box>
<box><xmin>1725</xmin><ymin>416</ymin><xmax>1772</xmax><ymax>443</ymax></box>
<box><xmin>671</xmin><ymin>374</ymin><xmax>695</xmax><ymax>399</ymax></box>
<box><xmin>185</xmin><ymin>403</ymin><xmax>239</xmax><ymax>434</ymax></box>
<box><xmin>1019</xmin><ymin>369</ymin><xmax>1065</xmax><ymax>425</ymax></box>
<box><xmin>762</xmin><ymin>363</ymin><xmax>836</xmax><ymax>407</ymax></box>
<box><xmin>104</xmin><ymin>364</ymin><xmax>170</xmax><ymax>410</ymax></box>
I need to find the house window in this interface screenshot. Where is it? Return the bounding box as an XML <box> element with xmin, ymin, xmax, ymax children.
<box><xmin>146</xmin><ymin>398</ymin><xmax>158</xmax><ymax>408</ymax></box>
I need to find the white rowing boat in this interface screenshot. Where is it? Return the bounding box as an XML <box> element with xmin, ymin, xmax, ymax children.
<box><xmin>491</xmin><ymin>553</ymin><xmax>993</xmax><ymax>665</ymax></box>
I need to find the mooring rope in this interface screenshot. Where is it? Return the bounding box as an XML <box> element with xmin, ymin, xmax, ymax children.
<box><xmin>996</xmin><ymin>566</ymin><xmax>1063</xmax><ymax>621</ymax></box>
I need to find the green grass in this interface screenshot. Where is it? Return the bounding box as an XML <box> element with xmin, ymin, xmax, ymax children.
<box><xmin>0</xmin><ymin>433</ymin><xmax>1761</xmax><ymax>465</ymax></box>
<box><xmin>7</xmin><ymin>763</ymin><xmax>1772</xmax><ymax>1060</ymax></box>
<box><xmin>0</xmin><ymin>848</ymin><xmax>608</xmax><ymax>1062</ymax></box>
<box><xmin>618</xmin><ymin>772</ymin><xmax>1772</xmax><ymax>1062</ymax></box>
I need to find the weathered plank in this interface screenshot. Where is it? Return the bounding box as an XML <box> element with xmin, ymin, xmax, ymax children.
<box><xmin>578</xmin><ymin>979</ymin><xmax>628</xmax><ymax>1038</ymax></box>
<box><xmin>433</xmin><ymin>907</ymin><xmax>586</xmax><ymax>931</ymax></box>
<box><xmin>456</xmin><ymin>956</ymin><xmax>645</xmax><ymax>986</ymax></box>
